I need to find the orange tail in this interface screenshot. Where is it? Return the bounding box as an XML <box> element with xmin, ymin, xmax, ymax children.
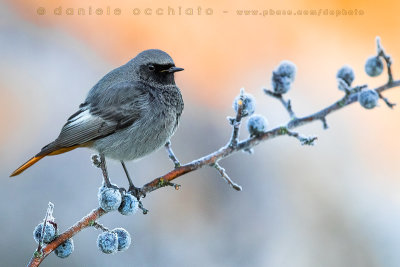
<box><xmin>10</xmin><ymin>145</ymin><xmax>80</xmax><ymax>177</ymax></box>
<box><xmin>10</xmin><ymin>155</ymin><xmax>45</xmax><ymax>177</ymax></box>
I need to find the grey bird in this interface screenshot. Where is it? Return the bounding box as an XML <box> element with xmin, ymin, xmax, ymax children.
<box><xmin>10</xmin><ymin>49</ymin><xmax>184</xmax><ymax>188</ymax></box>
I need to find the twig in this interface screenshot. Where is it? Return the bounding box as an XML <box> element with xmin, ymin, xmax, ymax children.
<box><xmin>378</xmin><ymin>92</ymin><xmax>396</xmax><ymax>108</ymax></box>
<box><xmin>165</xmin><ymin>141</ymin><xmax>181</xmax><ymax>168</ymax></box>
<box><xmin>228</xmin><ymin>90</ymin><xmax>245</xmax><ymax>148</ymax></box>
<box><xmin>91</xmin><ymin>221</ymin><xmax>109</xmax><ymax>232</ymax></box>
<box><xmin>285</xmin><ymin>128</ymin><xmax>317</xmax><ymax>145</ymax></box>
<box><xmin>212</xmin><ymin>162</ymin><xmax>242</xmax><ymax>191</ymax></box>
<box><xmin>35</xmin><ymin>202</ymin><xmax>55</xmax><ymax>256</ymax></box>
<box><xmin>320</xmin><ymin>117</ymin><xmax>329</xmax><ymax>129</ymax></box>
<box><xmin>264</xmin><ymin>89</ymin><xmax>296</xmax><ymax>119</ymax></box>
<box><xmin>376</xmin><ymin>36</ymin><xmax>393</xmax><ymax>84</ymax></box>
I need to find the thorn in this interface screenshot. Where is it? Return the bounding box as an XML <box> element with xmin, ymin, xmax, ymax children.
<box><xmin>378</xmin><ymin>92</ymin><xmax>396</xmax><ymax>109</ymax></box>
<box><xmin>321</xmin><ymin>118</ymin><xmax>329</xmax><ymax>130</ymax></box>
<box><xmin>300</xmin><ymin>136</ymin><xmax>318</xmax><ymax>146</ymax></box>
<box><xmin>138</xmin><ymin>201</ymin><xmax>148</xmax><ymax>215</ymax></box>
<box><xmin>166</xmin><ymin>181</ymin><xmax>181</xmax><ymax>190</ymax></box>
<box><xmin>243</xmin><ymin>148</ymin><xmax>254</xmax><ymax>154</ymax></box>
<box><xmin>227</xmin><ymin>116</ymin><xmax>236</xmax><ymax>125</ymax></box>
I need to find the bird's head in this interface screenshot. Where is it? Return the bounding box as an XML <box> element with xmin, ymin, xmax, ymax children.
<box><xmin>132</xmin><ymin>49</ymin><xmax>184</xmax><ymax>86</ymax></box>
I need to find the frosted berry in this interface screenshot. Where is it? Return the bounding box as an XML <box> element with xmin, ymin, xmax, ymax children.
<box><xmin>118</xmin><ymin>193</ymin><xmax>139</xmax><ymax>216</ymax></box>
<box><xmin>337</xmin><ymin>65</ymin><xmax>355</xmax><ymax>86</ymax></box>
<box><xmin>365</xmin><ymin>56</ymin><xmax>384</xmax><ymax>77</ymax></box>
<box><xmin>233</xmin><ymin>90</ymin><xmax>256</xmax><ymax>117</ymax></box>
<box><xmin>98</xmin><ymin>185</ymin><xmax>122</xmax><ymax>212</ymax></box>
<box><xmin>55</xmin><ymin>238</ymin><xmax>74</xmax><ymax>258</ymax></box>
<box><xmin>247</xmin><ymin>114</ymin><xmax>268</xmax><ymax>136</ymax></box>
<box><xmin>33</xmin><ymin>222</ymin><xmax>57</xmax><ymax>244</ymax></box>
<box><xmin>97</xmin><ymin>231</ymin><xmax>118</xmax><ymax>254</ymax></box>
<box><xmin>112</xmin><ymin>228</ymin><xmax>131</xmax><ymax>252</ymax></box>
<box><xmin>358</xmin><ymin>89</ymin><xmax>379</xmax><ymax>109</ymax></box>
<box><xmin>272</xmin><ymin>60</ymin><xmax>297</xmax><ymax>94</ymax></box>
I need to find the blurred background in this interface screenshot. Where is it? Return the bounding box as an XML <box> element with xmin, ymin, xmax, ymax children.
<box><xmin>1</xmin><ymin>0</ymin><xmax>400</xmax><ymax>266</ymax></box>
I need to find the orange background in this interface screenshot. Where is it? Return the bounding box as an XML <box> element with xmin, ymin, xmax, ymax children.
<box><xmin>1</xmin><ymin>0</ymin><xmax>400</xmax><ymax>266</ymax></box>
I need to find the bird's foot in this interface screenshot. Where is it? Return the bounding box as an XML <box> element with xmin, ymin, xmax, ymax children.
<box><xmin>128</xmin><ymin>185</ymin><xmax>143</xmax><ymax>198</ymax></box>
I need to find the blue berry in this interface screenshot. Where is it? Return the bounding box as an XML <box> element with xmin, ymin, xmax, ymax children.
<box><xmin>97</xmin><ymin>231</ymin><xmax>118</xmax><ymax>254</ymax></box>
<box><xmin>247</xmin><ymin>114</ymin><xmax>268</xmax><ymax>136</ymax></box>
<box><xmin>98</xmin><ymin>185</ymin><xmax>122</xmax><ymax>212</ymax></box>
<box><xmin>55</xmin><ymin>238</ymin><xmax>74</xmax><ymax>258</ymax></box>
<box><xmin>112</xmin><ymin>228</ymin><xmax>131</xmax><ymax>252</ymax></box>
<box><xmin>358</xmin><ymin>89</ymin><xmax>379</xmax><ymax>109</ymax></box>
<box><xmin>233</xmin><ymin>90</ymin><xmax>256</xmax><ymax>117</ymax></box>
<box><xmin>336</xmin><ymin>65</ymin><xmax>355</xmax><ymax>86</ymax></box>
<box><xmin>272</xmin><ymin>60</ymin><xmax>296</xmax><ymax>94</ymax></box>
<box><xmin>33</xmin><ymin>222</ymin><xmax>57</xmax><ymax>244</ymax></box>
<box><xmin>365</xmin><ymin>56</ymin><xmax>384</xmax><ymax>77</ymax></box>
<box><xmin>118</xmin><ymin>193</ymin><xmax>139</xmax><ymax>216</ymax></box>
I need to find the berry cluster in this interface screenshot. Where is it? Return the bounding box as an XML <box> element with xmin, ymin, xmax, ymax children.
<box><xmin>233</xmin><ymin>89</ymin><xmax>268</xmax><ymax>137</ymax></box>
<box><xmin>98</xmin><ymin>183</ymin><xmax>139</xmax><ymax>214</ymax></box>
<box><xmin>336</xmin><ymin>49</ymin><xmax>385</xmax><ymax>110</ymax></box>
<box><xmin>97</xmin><ymin>228</ymin><xmax>131</xmax><ymax>254</ymax></box>
<box><xmin>95</xmin><ymin>183</ymin><xmax>138</xmax><ymax>254</ymax></box>
<box><xmin>33</xmin><ymin>218</ymin><xmax>74</xmax><ymax>259</ymax></box>
<box><xmin>32</xmin><ymin>184</ymin><xmax>139</xmax><ymax>259</ymax></box>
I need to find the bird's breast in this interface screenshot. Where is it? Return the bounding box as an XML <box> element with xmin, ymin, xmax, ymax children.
<box><xmin>92</xmin><ymin>104</ymin><xmax>179</xmax><ymax>161</ymax></box>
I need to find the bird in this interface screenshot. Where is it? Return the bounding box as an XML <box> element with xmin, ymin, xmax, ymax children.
<box><xmin>10</xmin><ymin>49</ymin><xmax>184</xmax><ymax>188</ymax></box>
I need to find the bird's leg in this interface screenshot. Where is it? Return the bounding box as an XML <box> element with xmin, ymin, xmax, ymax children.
<box><xmin>92</xmin><ymin>154</ymin><xmax>124</xmax><ymax>192</ymax></box>
<box><xmin>121</xmin><ymin>161</ymin><xmax>135</xmax><ymax>189</ymax></box>
<box><xmin>120</xmin><ymin>164</ymin><xmax>147</xmax><ymax>213</ymax></box>
<box><xmin>165</xmin><ymin>141</ymin><xmax>181</xmax><ymax>168</ymax></box>
<box><xmin>121</xmin><ymin>161</ymin><xmax>142</xmax><ymax>197</ymax></box>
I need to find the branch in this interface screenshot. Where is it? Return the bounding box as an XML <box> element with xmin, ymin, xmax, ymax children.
<box><xmin>139</xmin><ymin>81</ymin><xmax>400</xmax><ymax>196</ymax></box>
<box><xmin>27</xmin><ymin>208</ymin><xmax>106</xmax><ymax>267</ymax></box>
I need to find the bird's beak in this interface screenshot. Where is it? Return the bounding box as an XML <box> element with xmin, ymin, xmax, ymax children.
<box><xmin>162</xmin><ymin>66</ymin><xmax>184</xmax><ymax>73</ymax></box>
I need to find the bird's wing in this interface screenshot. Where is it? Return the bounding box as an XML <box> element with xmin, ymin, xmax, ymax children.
<box><xmin>37</xmin><ymin>81</ymin><xmax>151</xmax><ymax>156</ymax></box>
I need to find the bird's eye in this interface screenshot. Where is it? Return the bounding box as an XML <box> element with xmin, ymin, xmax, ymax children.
<box><xmin>148</xmin><ymin>65</ymin><xmax>155</xmax><ymax>71</ymax></box>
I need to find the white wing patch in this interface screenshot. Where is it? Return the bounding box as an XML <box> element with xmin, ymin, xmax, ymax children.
<box><xmin>67</xmin><ymin>109</ymin><xmax>93</xmax><ymax>126</ymax></box>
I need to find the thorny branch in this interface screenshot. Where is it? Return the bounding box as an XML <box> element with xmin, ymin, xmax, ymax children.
<box><xmin>27</xmin><ymin>38</ymin><xmax>399</xmax><ymax>267</ymax></box>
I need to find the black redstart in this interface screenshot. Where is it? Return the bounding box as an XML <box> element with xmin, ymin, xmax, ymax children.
<box><xmin>10</xmin><ymin>49</ymin><xmax>184</xmax><ymax>182</ymax></box>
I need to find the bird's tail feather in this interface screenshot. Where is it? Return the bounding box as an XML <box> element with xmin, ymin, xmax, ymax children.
<box><xmin>10</xmin><ymin>155</ymin><xmax>46</xmax><ymax>177</ymax></box>
<box><xmin>9</xmin><ymin>145</ymin><xmax>80</xmax><ymax>177</ymax></box>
